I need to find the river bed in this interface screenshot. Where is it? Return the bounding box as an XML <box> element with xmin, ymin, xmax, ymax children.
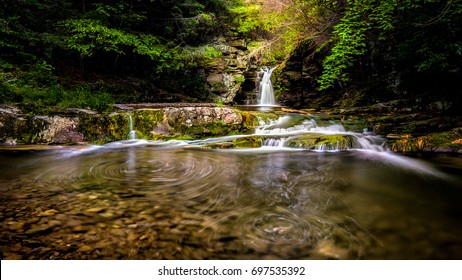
<box><xmin>1</xmin><ymin>141</ymin><xmax>462</xmax><ymax>259</ymax></box>
<box><xmin>2</xmin><ymin>114</ymin><xmax>462</xmax><ymax>259</ymax></box>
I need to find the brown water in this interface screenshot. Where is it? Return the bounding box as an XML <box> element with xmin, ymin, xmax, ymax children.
<box><xmin>1</xmin><ymin>142</ymin><xmax>461</xmax><ymax>260</ymax></box>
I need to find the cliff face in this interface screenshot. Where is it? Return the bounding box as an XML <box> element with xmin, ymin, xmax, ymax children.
<box><xmin>203</xmin><ymin>37</ymin><xmax>249</xmax><ymax>104</ymax></box>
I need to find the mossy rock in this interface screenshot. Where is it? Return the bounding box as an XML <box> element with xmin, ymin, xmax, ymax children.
<box><xmin>132</xmin><ymin>109</ymin><xmax>165</xmax><ymax>139</ymax></box>
<box><xmin>390</xmin><ymin>130</ymin><xmax>462</xmax><ymax>153</ymax></box>
<box><xmin>233</xmin><ymin>136</ymin><xmax>262</xmax><ymax>148</ymax></box>
<box><xmin>286</xmin><ymin>134</ymin><xmax>355</xmax><ymax>150</ymax></box>
<box><xmin>201</xmin><ymin>136</ymin><xmax>262</xmax><ymax>149</ymax></box>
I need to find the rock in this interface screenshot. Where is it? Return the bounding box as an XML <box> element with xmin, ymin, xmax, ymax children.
<box><xmin>38</xmin><ymin>209</ymin><xmax>58</xmax><ymax>217</ymax></box>
<box><xmin>84</xmin><ymin>207</ymin><xmax>105</xmax><ymax>213</ymax></box>
<box><xmin>110</xmin><ymin>229</ymin><xmax>126</xmax><ymax>237</ymax></box>
<box><xmin>25</xmin><ymin>225</ymin><xmax>54</xmax><ymax>235</ymax></box>
<box><xmin>314</xmin><ymin>239</ymin><xmax>349</xmax><ymax>259</ymax></box>
<box><xmin>127</xmin><ymin>233</ymin><xmax>139</xmax><ymax>242</ymax></box>
<box><xmin>227</xmin><ymin>38</ymin><xmax>247</xmax><ymax>50</ymax></box>
<box><xmin>72</xmin><ymin>226</ymin><xmax>87</xmax><ymax>233</ymax></box>
<box><xmin>77</xmin><ymin>245</ymin><xmax>93</xmax><ymax>252</ymax></box>
<box><xmin>9</xmin><ymin>221</ymin><xmax>26</xmax><ymax>231</ymax></box>
<box><xmin>1</xmin><ymin>104</ymin><xmax>268</xmax><ymax>144</ymax></box>
<box><xmin>285</xmin><ymin>134</ymin><xmax>355</xmax><ymax>150</ymax></box>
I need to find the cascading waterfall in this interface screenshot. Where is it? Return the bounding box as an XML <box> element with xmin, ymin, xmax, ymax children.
<box><xmin>253</xmin><ymin>115</ymin><xmax>388</xmax><ymax>151</ymax></box>
<box><xmin>258</xmin><ymin>66</ymin><xmax>277</xmax><ymax>105</ymax></box>
<box><xmin>128</xmin><ymin>115</ymin><xmax>137</xmax><ymax>140</ymax></box>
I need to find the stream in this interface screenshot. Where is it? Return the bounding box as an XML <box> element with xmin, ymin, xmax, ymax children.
<box><xmin>1</xmin><ymin>114</ymin><xmax>462</xmax><ymax>259</ymax></box>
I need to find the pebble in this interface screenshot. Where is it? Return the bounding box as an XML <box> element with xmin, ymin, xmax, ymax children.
<box><xmin>48</xmin><ymin>220</ymin><xmax>62</xmax><ymax>227</ymax></box>
<box><xmin>25</xmin><ymin>225</ymin><xmax>53</xmax><ymax>235</ymax></box>
<box><xmin>110</xmin><ymin>229</ymin><xmax>126</xmax><ymax>237</ymax></box>
<box><xmin>38</xmin><ymin>209</ymin><xmax>58</xmax><ymax>217</ymax></box>
<box><xmin>127</xmin><ymin>233</ymin><xmax>139</xmax><ymax>242</ymax></box>
<box><xmin>72</xmin><ymin>226</ymin><xmax>87</xmax><ymax>233</ymax></box>
<box><xmin>77</xmin><ymin>245</ymin><xmax>93</xmax><ymax>252</ymax></box>
<box><xmin>314</xmin><ymin>239</ymin><xmax>349</xmax><ymax>259</ymax></box>
<box><xmin>9</xmin><ymin>221</ymin><xmax>26</xmax><ymax>231</ymax></box>
<box><xmin>84</xmin><ymin>207</ymin><xmax>105</xmax><ymax>213</ymax></box>
<box><xmin>65</xmin><ymin>220</ymin><xmax>82</xmax><ymax>228</ymax></box>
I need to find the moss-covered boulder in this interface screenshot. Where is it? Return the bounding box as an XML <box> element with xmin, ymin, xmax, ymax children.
<box><xmin>389</xmin><ymin>130</ymin><xmax>462</xmax><ymax>153</ymax></box>
<box><xmin>285</xmin><ymin>134</ymin><xmax>356</xmax><ymax>150</ymax></box>
<box><xmin>0</xmin><ymin>104</ymin><xmax>279</xmax><ymax>145</ymax></box>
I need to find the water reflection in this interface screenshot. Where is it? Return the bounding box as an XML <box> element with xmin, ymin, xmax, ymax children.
<box><xmin>1</xmin><ymin>145</ymin><xmax>462</xmax><ymax>259</ymax></box>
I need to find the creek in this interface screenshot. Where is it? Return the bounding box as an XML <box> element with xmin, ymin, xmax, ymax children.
<box><xmin>1</xmin><ymin>113</ymin><xmax>462</xmax><ymax>259</ymax></box>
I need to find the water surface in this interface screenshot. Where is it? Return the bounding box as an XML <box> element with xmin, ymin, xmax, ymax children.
<box><xmin>1</xmin><ymin>142</ymin><xmax>461</xmax><ymax>259</ymax></box>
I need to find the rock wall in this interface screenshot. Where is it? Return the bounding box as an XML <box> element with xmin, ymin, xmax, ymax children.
<box><xmin>0</xmin><ymin>104</ymin><xmax>272</xmax><ymax>145</ymax></box>
<box><xmin>205</xmin><ymin>37</ymin><xmax>249</xmax><ymax>104</ymax></box>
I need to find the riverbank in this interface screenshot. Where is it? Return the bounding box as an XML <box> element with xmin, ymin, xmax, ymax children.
<box><xmin>1</xmin><ymin>103</ymin><xmax>461</xmax><ymax>153</ymax></box>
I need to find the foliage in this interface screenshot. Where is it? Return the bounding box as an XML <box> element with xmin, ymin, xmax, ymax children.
<box><xmin>59</xmin><ymin>19</ymin><xmax>183</xmax><ymax>72</ymax></box>
<box><xmin>318</xmin><ymin>0</ymin><xmax>399</xmax><ymax>89</ymax></box>
<box><xmin>1</xmin><ymin>79</ymin><xmax>113</xmax><ymax>112</ymax></box>
<box><xmin>1</xmin><ymin>0</ymin><xmax>461</xmax><ymax>106</ymax></box>
<box><xmin>318</xmin><ymin>0</ymin><xmax>462</xmax><ymax>90</ymax></box>
<box><xmin>244</xmin><ymin>0</ymin><xmax>337</xmax><ymax>64</ymax></box>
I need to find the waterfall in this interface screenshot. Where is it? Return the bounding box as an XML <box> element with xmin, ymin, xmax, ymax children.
<box><xmin>128</xmin><ymin>115</ymin><xmax>137</xmax><ymax>140</ymax></box>
<box><xmin>253</xmin><ymin>115</ymin><xmax>388</xmax><ymax>152</ymax></box>
<box><xmin>258</xmin><ymin>67</ymin><xmax>276</xmax><ymax>105</ymax></box>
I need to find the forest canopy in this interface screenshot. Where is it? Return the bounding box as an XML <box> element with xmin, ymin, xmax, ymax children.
<box><xmin>1</xmin><ymin>0</ymin><xmax>461</xmax><ymax>110</ymax></box>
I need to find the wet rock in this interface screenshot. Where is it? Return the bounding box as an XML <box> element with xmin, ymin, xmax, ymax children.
<box><xmin>25</xmin><ymin>225</ymin><xmax>53</xmax><ymax>235</ymax></box>
<box><xmin>314</xmin><ymin>239</ymin><xmax>349</xmax><ymax>259</ymax></box>
<box><xmin>127</xmin><ymin>233</ymin><xmax>139</xmax><ymax>242</ymax></box>
<box><xmin>72</xmin><ymin>226</ymin><xmax>87</xmax><ymax>233</ymax></box>
<box><xmin>65</xmin><ymin>219</ymin><xmax>82</xmax><ymax>228</ymax></box>
<box><xmin>47</xmin><ymin>220</ymin><xmax>62</xmax><ymax>227</ymax></box>
<box><xmin>38</xmin><ymin>209</ymin><xmax>58</xmax><ymax>217</ymax></box>
<box><xmin>77</xmin><ymin>245</ymin><xmax>93</xmax><ymax>252</ymax></box>
<box><xmin>3</xmin><ymin>252</ymin><xmax>22</xmax><ymax>260</ymax></box>
<box><xmin>9</xmin><ymin>221</ymin><xmax>26</xmax><ymax>231</ymax></box>
<box><xmin>110</xmin><ymin>229</ymin><xmax>126</xmax><ymax>237</ymax></box>
<box><xmin>84</xmin><ymin>207</ymin><xmax>105</xmax><ymax>213</ymax></box>
<box><xmin>286</xmin><ymin>134</ymin><xmax>355</xmax><ymax>150</ymax></box>
<box><xmin>1</xmin><ymin>104</ymin><xmax>272</xmax><ymax>144</ymax></box>
<box><xmin>22</xmin><ymin>239</ymin><xmax>43</xmax><ymax>248</ymax></box>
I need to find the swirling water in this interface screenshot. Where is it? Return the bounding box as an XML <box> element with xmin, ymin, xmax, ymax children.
<box><xmin>1</xmin><ymin>116</ymin><xmax>462</xmax><ymax>259</ymax></box>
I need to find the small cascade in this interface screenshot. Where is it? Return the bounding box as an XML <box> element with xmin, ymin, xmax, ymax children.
<box><xmin>252</xmin><ymin>115</ymin><xmax>388</xmax><ymax>152</ymax></box>
<box><xmin>128</xmin><ymin>115</ymin><xmax>137</xmax><ymax>140</ymax></box>
<box><xmin>183</xmin><ymin>115</ymin><xmax>388</xmax><ymax>152</ymax></box>
<box><xmin>258</xmin><ymin>67</ymin><xmax>277</xmax><ymax>105</ymax></box>
<box><xmin>262</xmin><ymin>137</ymin><xmax>287</xmax><ymax>148</ymax></box>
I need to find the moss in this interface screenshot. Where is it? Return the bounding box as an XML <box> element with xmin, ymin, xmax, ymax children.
<box><xmin>286</xmin><ymin>134</ymin><xmax>355</xmax><ymax>150</ymax></box>
<box><xmin>107</xmin><ymin>113</ymin><xmax>129</xmax><ymax>141</ymax></box>
<box><xmin>235</xmin><ymin>109</ymin><xmax>279</xmax><ymax>128</ymax></box>
<box><xmin>233</xmin><ymin>136</ymin><xmax>262</xmax><ymax>148</ymax></box>
<box><xmin>78</xmin><ymin>113</ymin><xmax>118</xmax><ymax>144</ymax></box>
<box><xmin>389</xmin><ymin>131</ymin><xmax>462</xmax><ymax>153</ymax></box>
<box><xmin>201</xmin><ymin>136</ymin><xmax>262</xmax><ymax>149</ymax></box>
<box><xmin>178</xmin><ymin>121</ymin><xmax>238</xmax><ymax>138</ymax></box>
<box><xmin>132</xmin><ymin>109</ymin><xmax>164</xmax><ymax>139</ymax></box>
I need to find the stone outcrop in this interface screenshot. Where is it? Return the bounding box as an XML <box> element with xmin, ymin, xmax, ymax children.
<box><xmin>0</xmin><ymin>104</ymin><xmax>271</xmax><ymax>145</ymax></box>
<box><xmin>205</xmin><ymin>37</ymin><xmax>249</xmax><ymax>104</ymax></box>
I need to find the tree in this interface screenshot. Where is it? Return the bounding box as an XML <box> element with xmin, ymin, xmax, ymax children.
<box><xmin>317</xmin><ymin>0</ymin><xmax>462</xmax><ymax>91</ymax></box>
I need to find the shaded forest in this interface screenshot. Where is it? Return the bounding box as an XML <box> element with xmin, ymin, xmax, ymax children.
<box><xmin>1</xmin><ymin>0</ymin><xmax>461</xmax><ymax>112</ymax></box>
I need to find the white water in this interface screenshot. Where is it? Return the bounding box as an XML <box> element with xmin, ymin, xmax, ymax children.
<box><xmin>128</xmin><ymin>115</ymin><xmax>137</xmax><ymax>140</ymax></box>
<box><xmin>253</xmin><ymin>115</ymin><xmax>387</xmax><ymax>150</ymax></box>
<box><xmin>77</xmin><ymin>113</ymin><xmax>446</xmax><ymax>178</ymax></box>
<box><xmin>259</xmin><ymin>67</ymin><xmax>277</xmax><ymax>105</ymax></box>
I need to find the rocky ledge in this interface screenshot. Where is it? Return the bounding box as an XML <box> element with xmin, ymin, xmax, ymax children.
<box><xmin>0</xmin><ymin>104</ymin><xmax>275</xmax><ymax>145</ymax></box>
<box><xmin>1</xmin><ymin>103</ymin><xmax>461</xmax><ymax>153</ymax></box>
